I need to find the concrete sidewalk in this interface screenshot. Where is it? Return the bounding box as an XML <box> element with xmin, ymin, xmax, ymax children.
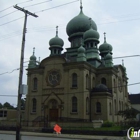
<box><xmin>0</xmin><ymin>130</ymin><xmax>127</xmax><ymax>140</ymax></box>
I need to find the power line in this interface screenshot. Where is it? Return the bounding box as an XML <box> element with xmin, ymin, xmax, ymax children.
<box><xmin>0</xmin><ymin>16</ymin><xmax>24</xmax><ymax>27</ymax></box>
<box><xmin>17</xmin><ymin>0</ymin><xmax>33</xmax><ymax>5</ymax></box>
<box><xmin>0</xmin><ymin>0</ymin><xmax>52</xmax><ymax>19</ymax></box>
<box><xmin>0</xmin><ymin>6</ymin><xmax>12</xmax><ymax>13</ymax></box>
<box><xmin>0</xmin><ymin>10</ymin><xmax>17</xmax><ymax>18</ymax></box>
<box><xmin>0</xmin><ymin>25</ymin><xmax>64</xmax><ymax>41</ymax></box>
<box><xmin>0</xmin><ymin>81</ymin><xmax>139</xmax><ymax>98</ymax></box>
<box><xmin>0</xmin><ymin>0</ymin><xmax>33</xmax><ymax>13</ymax></box>
<box><xmin>113</xmin><ymin>55</ymin><xmax>140</xmax><ymax>59</ymax></box>
<box><xmin>24</xmin><ymin>0</ymin><xmax>52</xmax><ymax>8</ymax></box>
<box><xmin>0</xmin><ymin>1</ymin><xmax>78</xmax><ymax>27</ymax></box>
<box><xmin>35</xmin><ymin>0</ymin><xmax>79</xmax><ymax>13</ymax></box>
<box><xmin>0</xmin><ymin>68</ymin><xmax>20</xmax><ymax>76</ymax></box>
<box><xmin>0</xmin><ymin>54</ymin><xmax>139</xmax><ymax>76</ymax></box>
<box><xmin>0</xmin><ymin>0</ymin><xmax>139</xmax><ymax>29</ymax></box>
<box><xmin>98</xmin><ymin>17</ymin><xmax>140</xmax><ymax>25</ymax></box>
<box><xmin>0</xmin><ymin>33</ymin><xmax>22</xmax><ymax>41</ymax></box>
<box><xmin>0</xmin><ymin>95</ymin><xmax>17</xmax><ymax>97</ymax></box>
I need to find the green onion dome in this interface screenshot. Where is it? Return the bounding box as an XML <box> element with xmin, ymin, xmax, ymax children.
<box><xmin>83</xmin><ymin>27</ymin><xmax>100</xmax><ymax>42</ymax></box>
<box><xmin>49</xmin><ymin>36</ymin><xmax>64</xmax><ymax>48</ymax></box>
<box><xmin>66</xmin><ymin>8</ymin><xmax>97</xmax><ymax>38</ymax></box>
<box><xmin>105</xmin><ymin>53</ymin><xmax>112</xmax><ymax>60</ymax></box>
<box><xmin>30</xmin><ymin>48</ymin><xmax>36</xmax><ymax>60</ymax></box>
<box><xmin>99</xmin><ymin>42</ymin><xmax>112</xmax><ymax>53</ymax></box>
<box><xmin>78</xmin><ymin>45</ymin><xmax>85</xmax><ymax>53</ymax></box>
<box><xmin>30</xmin><ymin>55</ymin><xmax>36</xmax><ymax>60</ymax></box>
<box><xmin>99</xmin><ymin>33</ymin><xmax>112</xmax><ymax>53</ymax></box>
<box><xmin>49</xmin><ymin>26</ymin><xmax>64</xmax><ymax>48</ymax></box>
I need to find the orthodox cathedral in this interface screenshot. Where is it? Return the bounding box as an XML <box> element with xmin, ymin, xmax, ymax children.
<box><xmin>25</xmin><ymin>2</ymin><xmax>130</xmax><ymax>127</ymax></box>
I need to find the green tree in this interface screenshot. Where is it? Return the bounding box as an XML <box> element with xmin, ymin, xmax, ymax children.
<box><xmin>3</xmin><ymin>102</ymin><xmax>15</xmax><ymax>109</ymax></box>
<box><xmin>118</xmin><ymin>108</ymin><xmax>140</xmax><ymax>120</ymax></box>
<box><xmin>0</xmin><ymin>103</ymin><xmax>3</xmax><ymax>109</ymax></box>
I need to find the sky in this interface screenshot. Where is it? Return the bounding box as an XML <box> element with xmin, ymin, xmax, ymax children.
<box><xmin>0</xmin><ymin>0</ymin><xmax>140</xmax><ymax>106</ymax></box>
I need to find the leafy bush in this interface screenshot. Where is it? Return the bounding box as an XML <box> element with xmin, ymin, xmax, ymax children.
<box><xmin>102</xmin><ymin>121</ymin><xmax>114</xmax><ymax>127</ymax></box>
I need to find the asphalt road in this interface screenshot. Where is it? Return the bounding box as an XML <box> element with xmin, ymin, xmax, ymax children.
<box><xmin>0</xmin><ymin>134</ymin><xmax>82</xmax><ymax>140</ymax></box>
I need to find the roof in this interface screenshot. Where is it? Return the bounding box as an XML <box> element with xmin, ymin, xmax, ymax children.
<box><xmin>129</xmin><ymin>94</ymin><xmax>140</xmax><ymax>104</ymax></box>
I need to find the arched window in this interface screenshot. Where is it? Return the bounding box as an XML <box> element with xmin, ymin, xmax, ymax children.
<box><xmin>72</xmin><ymin>96</ymin><xmax>77</xmax><ymax>112</ymax></box>
<box><xmin>86</xmin><ymin>97</ymin><xmax>89</xmax><ymax>113</ymax></box>
<box><xmin>32</xmin><ymin>98</ymin><xmax>37</xmax><ymax>112</ymax></box>
<box><xmin>114</xmin><ymin>99</ymin><xmax>117</xmax><ymax>114</ymax></box>
<box><xmin>101</xmin><ymin>78</ymin><xmax>106</xmax><ymax>85</ymax></box>
<box><xmin>114</xmin><ymin>79</ymin><xmax>117</xmax><ymax>92</ymax></box>
<box><xmin>86</xmin><ymin>74</ymin><xmax>89</xmax><ymax>89</ymax></box>
<box><xmin>92</xmin><ymin>77</ymin><xmax>95</xmax><ymax>88</ymax></box>
<box><xmin>119</xmin><ymin>101</ymin><xmax>121</xmax><ymax>111</ymax></box>
<box><xmin>96</xmin><ymin>102</ymin><xmax>101</xmax><ymax>113</ymax></box>
<box><xmin>33</xmin><ymin>77</ymin><xmax>38</xmax><ymax>90</ymax></box>
<box><xmin>72</xmin><ymin>73</ymin><xmax>77</xmax><ymax>87</ymax></box>
<box><xmin>109</xmin><ymin>102</ymin><xmax>112</xmax><ymax>115</ymax></box>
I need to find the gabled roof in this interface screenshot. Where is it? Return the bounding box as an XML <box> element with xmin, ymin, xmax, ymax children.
<box><xmin>129</xmin><ymin>94</ymin><xmax>140</xmax><ymax>104</ymax></box>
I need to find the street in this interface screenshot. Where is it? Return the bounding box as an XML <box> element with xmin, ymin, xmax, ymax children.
<box><xmin>0</xmin><ymin>134</ymin><xmax>82</xmax><ymax>140</ymax></box>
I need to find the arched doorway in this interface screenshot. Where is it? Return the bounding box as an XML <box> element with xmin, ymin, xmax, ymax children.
<box><xmin>48</xmin><ymin>99</ymin><xmax>58</xmax><ymax>121</ymax></box>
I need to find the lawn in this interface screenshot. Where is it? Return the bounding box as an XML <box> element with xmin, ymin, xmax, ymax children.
<box><xmin>63</xmin><ymin>125</ymin><xmax>122</xmax><ymax>131</ymax></box>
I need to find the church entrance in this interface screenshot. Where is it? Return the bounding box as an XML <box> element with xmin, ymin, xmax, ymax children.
<box><xmin>49</xmin><ymin>109</ymin><xmax>58</xmax><ymax>121</ymax></box>
<box><xmin>48</xmin><ymin>99</ymin><xmax>59</xmax><ymax>121</ymax></box>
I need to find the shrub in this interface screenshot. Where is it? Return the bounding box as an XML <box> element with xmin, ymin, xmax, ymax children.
<box><xmin>102</xmin><ymin>121</ymin><xmax>114</xmax><ymax>127</ymax></box>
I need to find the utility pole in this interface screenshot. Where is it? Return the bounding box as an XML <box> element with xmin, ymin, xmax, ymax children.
<box><xmin>13</xmin><ymin>5</ymin><xmax>38</xmax><ymax>140</ymax></box>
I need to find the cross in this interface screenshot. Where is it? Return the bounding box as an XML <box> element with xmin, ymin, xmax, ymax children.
<box><xmin>33</xmin><ymin>47</ymin><xmax>35</xmax><ymax>55</ymax></box>
<box><xmin>104</xmin><ymin>32</ymin><xmax>106</xmax><ymax>42</ymax></box>
<box><xmin>56</xmin><ymin>26</ymin><xmax>58</xmax><ymax>36</ymax></box>
<box><xmin>89</xmin><ymin>18</ymin><xmax>92</xmax><ymax>27</ymax></box>
<box><xmin>80</xmin><ymin>0</ymin><xmax>83</xmax><ymax>9</ymax></box>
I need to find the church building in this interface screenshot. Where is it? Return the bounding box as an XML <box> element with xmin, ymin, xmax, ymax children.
<box><xmin>25</xmin><ymin>3</ymin><xmax>130</xmax><ymax>127</ymax></box>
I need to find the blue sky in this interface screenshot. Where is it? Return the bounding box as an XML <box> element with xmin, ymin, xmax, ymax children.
<box><xmin>0</xmin><ymin>0</ymin><xmax>140</xmax><ymax>105</ymax></box>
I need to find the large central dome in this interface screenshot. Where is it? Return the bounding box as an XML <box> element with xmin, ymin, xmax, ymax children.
<box><xmin>66</xmin><ymin>8</ymin><xmax>97</xmax><ymax>37</ymax></box>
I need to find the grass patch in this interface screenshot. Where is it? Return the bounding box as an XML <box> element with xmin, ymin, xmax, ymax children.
<box><xmin>62</xmin><ymin>126</ymin><xmax>122</xmax><ymax>131</ymax></box>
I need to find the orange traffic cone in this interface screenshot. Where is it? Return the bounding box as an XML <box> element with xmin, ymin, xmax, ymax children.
<box><xmin>53</xmin><ymin>124</ymin><xmax>61</xmax><ymax>135</ymax></box>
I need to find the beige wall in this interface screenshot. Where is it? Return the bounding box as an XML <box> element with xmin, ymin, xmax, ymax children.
<box><xmin>25</xmin><ymin>57</ymin><xmax>130</xmax><ymax>127</ymax></box>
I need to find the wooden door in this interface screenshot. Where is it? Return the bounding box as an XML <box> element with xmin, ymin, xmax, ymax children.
<box><xmin>49</xmin><ymin>109</ymin><xmax>58</xmax><ymax>121</ymax></box>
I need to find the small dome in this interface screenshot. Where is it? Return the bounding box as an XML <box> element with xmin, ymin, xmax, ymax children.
<box><xmin>49</xmin><ymin>36</ymin><xmax>64</xmax><ymax>48</ymax></box>
<box><xmin>66</xmin><ymin>9</ymin><xmax>97</xmax><ymax>37</ymax></box>
<box><xmin>99</xmin><ymin>42</ymin><xmax>112</xmax><ymax>53</ymax></box>
<box><xmin>95</xmin><ymin>84</ymin><xmax>108</xmax><ymax>92</ymax></box>
<box><xmin>30</xmin><ymin>55</ymin><xmax>36</xmax><ymax>60</ymax></box>
<box><xmin>30</xmin><ymin>47</ymin><xmax>36</xmax><ymax>60</ymax></box>
<box><xmin>99</xmin><ymin>33</ymin><xmax>113</xmax><ymax>53</ymax></box>
<box><xmin>78</xmin><ymin>45</ymin><xmax>85</xmax><ymax>53</ymax></box>
<box><xmin>49</xmin><ymin>26</ymin><xmax>64</xmax><ymax>48</ymax></box>
<box><xmin>105</xmin><ymin>53</ymin><xmax>112</xmax><ymax>60</ymax></box>
<box><xmin>83</xmin><ymin>28</ymin><xmax>100</xmax><ymax>41</ymax></box>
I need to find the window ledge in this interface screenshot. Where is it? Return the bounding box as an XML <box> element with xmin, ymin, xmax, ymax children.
<box><xmin>32</xmin><ymin>90</ymin><xmax>38</xmax><ymax>92</ymax></box>
<box><xmin>94</xmin><ymin>112</ymin><xmax>101</xmax><ymax>115</ymax></box>
<box><xmin>71</xmin><ymin>87</ymin><xmax>78</xmax><ymax>89</ymax></box>
<box><xmin>70</xmin><ymin>112</ymin><xmax>78</xmax><ymax>114</ymax></box>
<box><xmin>30</xmin><ymin>112</ymin><xmax>36</xmax><ymax>115</ymax></box>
